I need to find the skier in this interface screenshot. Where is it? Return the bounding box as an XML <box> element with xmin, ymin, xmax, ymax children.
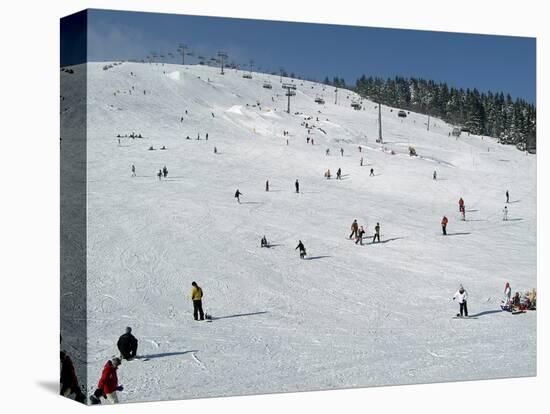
<box><xmin>340</xmin><ymin>147</ymin><xmax>344</xmax><ymax>157</ymax></box>
<box><xmin>265</xmin><ymin>180</ymin><xmax>269</xmax><ymax>192</ymax></box>
<box><xmin>355</xmin><ymin>226</ymin><xmax>365</xmax><ymax>245</ymax></box>
<box><xmin>369</xmin><ymin>168</ymin><xmax>374</xmax><ymax>176</ymax></box>
<box><xmin>360</xmin><ymin>157</ymin><xmax>363</xmax><ymax>166</ymax></box>
<box><xmin>118</xmin><ymin>138</ymin><xmax>121</xmax><ymax>146</ymax></box>
<box><xmin>458</xmin><ymin>198</ymin><xmax>465</xmax><ymax>213</ymax></box>
<box><xmin>234</xmin><ymin>189</ymin><xmax>243</xmax><ymax>204</ymax></box>
<box><xmin>358</xmin><ymin>145</ymin><xmax>362</xmax><ymax>152</ymax></box>
<box><xmin>157</xmin><ymin>170</ymin><xmax>162</xmax><ymax>180</ymax></box>
<box><xmin>162</xmin><ymin>166</ymin><xmax>168</xmax><ymax>178</ymax></box>
<box><xmin>295</xmin><ymin>240</ymin><xmax>307</xmax><ymax>259</ymax></box>
<box><xmin>503</xmin><ymin>205</ymin><xmax>508</xmax><ymax>221</ymax></box>
<box><xmin>60</xmin><ymin>351</ymin><xmax>86</xmax><ymax>403</ymax></box>
<box><xmin>452</xmin><ymin>285</ymin><xmax>468</xmax><ymax>317</ymax></box>
<box><xmin>326</xmin><ymin>148</ymin><xmax>330</xmax><ymax>156</ymax></box>
<box><xmin>325</xmin><ymin>169</ymin><xmax>331</xmax><ymax>179</ymax></box>
<box><xmin>349</xmin><ymin>219</ymin><xmax>359</xmax><ymax>240</ymax></box>
<box><xmin>441</xmin><ymin>216</ymin><xmax>448</xmax><ymax>235</ymax></box>
<box><xmin>117</xmin><ymin>327</ymin><xmax>138</xmax><ymax>360</ymax></box>
<box><xmin>206</xmin><ymin>133</ymin><xmax>209</xmax><ymax>140</ymax></box>
<box><xmin>131</xmin><ymin>165</ymin><xmax>136</xmax><ymax>177</ymax></box>
<box><xmin>504</xmin><ymin>282</ymin><xmax>512</xmax><ymax>305</ymax></box>
<box><xmin>506</xmin><ymin>190</ymin><xmax>510</xmax><ymax>203</ymax></box>
<box><xmin>191</xmin><ymin>281</ymin><xmax>205</xmax><ymax>321</ymax></box>
<box><xmin>197</xmin><ymin>133</ymin><xmax>200</xmax><ymax>140</ymax></box>
<box><xmin>373</xmin><ymin>222</ymin><xmax>380</xmax><ymax>243</ymax></box>
<box><xmin>433</xmin><ymin>170</ymin><xmax>437</xmax><ymax>180</ymax></box>
<box><xmin>295</xmin><ymin>179</ymin><xmax>300</xmax><ymax>193</ymax></box>
<box><xmin>311</xmin><ymin>138</ymin><xmax>314</xmax><ymax>145</ymax></box>
<box><xmin>214</xmin><ymin>147</ymin><xmax>217</xmax><ymax>154</ymax></box>
<box><xmin>93</xmin><ymin>357</ymin><xmax>123</xmax><ymax>404</ymax></box>
<box><xmin>307</xmin><ymin>137</ymin><xmax>310</xmax><ymax>144</ymax></box>
<box><xmin>336</xmin><ymin>168</ymin><xmax>342</xmax><ymax>180</ymax></box>
<box><xmin>286</xmin><ymin>139</ymin><xmax>289</xmax><ymax>146</ymax></box>
<box><xmin>261</xmin><ymin>235</ymin><xmax>269</xmax><ymax>248</ymax></box>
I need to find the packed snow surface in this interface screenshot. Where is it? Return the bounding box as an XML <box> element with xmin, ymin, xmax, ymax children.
<box><xmin>61</xmin><ymin>62</ymin><xmax>536</xmax><ymax>403</ymax></box>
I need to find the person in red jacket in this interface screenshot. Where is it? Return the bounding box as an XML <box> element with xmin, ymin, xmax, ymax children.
<box><xmin>60</xmin><ymin>351</ymin><xmax>86</xmax><ymax>403</ymax></box>
<box><xmin>95</xmin><ymin>357</ymin><xmax>123</xmax><ymax>404</ymax></box>
<box><xmin>441</xmin><ymin>216</ymin><xmax>449</xmax><ymax>235</ymax></box>
<box><xmin>458</xmin><ymin>197</ymin><xmax>465</xmax><ymax>213</ymax></box>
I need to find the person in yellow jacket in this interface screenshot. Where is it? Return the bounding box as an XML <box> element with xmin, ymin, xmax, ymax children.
<box><xmin>191</xmin><ymin>281</ymin><xmax>204</xmax><ymax>321</ymax></box>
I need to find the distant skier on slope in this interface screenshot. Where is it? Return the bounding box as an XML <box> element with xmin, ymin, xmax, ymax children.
<box><xmin>117</xmin><ymin>327</ymin><xmax>138</xmax><ymax>360</ymax></box>
<box><xmin>360</xmin><ymin>157</ymin><xmax>364</xmax><ymax>166</ymax></box>
<box><xmin>503</xmin><ymin>205</ymin><xmax>509</xmax><ymax>221</ymax></box>
<box><xmin>458</xmin><ymin>197</ymin><xmax>465</xmax><ymax>213</ymax></box>
<box><xmin>355</xmin><ymin>226</ymin><xmax>365</xmax><ymax>245</ymax></box>
<box><xmin>370</xmin><ymin>168</ymin><xmax>374</xmax><ymax>176</ymax></box>
<box><xmin>373</xmin><ymin>222</ymin><xmax>381</xmax><ymax>243</ymax></box>
<box><xmin>191</xmin><ymin>281</ymin><xmax>205</xmax><ymax>321</ymax></box>
<box><xmin>336</xmin><ymin>168</ymin><xmax>342</xmax><ymax>180</ymax></box>
<box><xmin>433</xmin><ymin>170</ymin><xmax>437</xmax><ymax>180</ymax></box>
<box><xmin>234</xmin><ymin>189</ymin><xmax>243</xmax><ymax>203</ymax></box>
<box><xmin>131</xmin><ymin>165</ymin><xmax>136</xmax><ymax>177</ymax></box>
<box><xmin>340</xmin><ymin>147</ymin><xmax>344</xmax><ymax>156</ymax></box>
<box><xmin>503</xmin><ymin>282</ymin><xmax>512</xmax><ymax>305</ymax></box>
<box><xmin>295</xmin><ymin>179</ymin><xmax>300</xmax><ymax>193</ymax></box>
<box><xmin>506</xmin><ymin>190</ymin><xmax>510</xmax><ymax>203</ymax></box>
<box><xmin>441</xmin><ymin>216</ymin><xmax>448</xmax><ymax>235</ymax></box>
<box><xmin>326</xmin><ymin>148</ymin><xmax>330</xmax><ymax>156</ymax></box>
<box><xmin>261</xmin><ymin>235</ymin><xmax>269</xmax><ymax>248</ymax></box>
<box><xmin>162</xmin><ymin>166</ymin><xmax>168</xmax><ymax>178</ymax></box>
<box><xmin>295</xmin><ymin>240</ymin><xmax>307</xmax><ymax>259</ymax></box>
<box><xmin>157</xmin><ymin>170</ymin><xmax>162</xmax><ymax>180</ymax></box>
<box><xmin>349</xmin><ymin>219</ymin><xmax>359</xmax><ymax>240</ymax></box>
<box><xmin>453</xmin><ymin>285</ymin><xmax>469</xmax><ymax>317</ymax></box>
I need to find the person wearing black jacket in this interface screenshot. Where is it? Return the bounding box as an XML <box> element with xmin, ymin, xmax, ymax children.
<box><xmin>117</xmin><ymin>327</ymin><xmax>138</xmax><ymax>360</ymax></box>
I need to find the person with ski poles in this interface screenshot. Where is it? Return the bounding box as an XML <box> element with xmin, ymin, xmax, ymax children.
<box><xmin>349</xmin><ymin>219</ymin><xmax>359</xmax><ymax>240</ymax></box>
<box><xmin>453</xmin><ymin>285</ymin><xmax>468</xmax><ymax>317</ymax></box>
<box><xmin>234</xmin><ymin>189</ymin><xmax>243</xmax><ymax>203</ymax></box>
<box><xmin>295</xmin><ymin>240</ymin><xmax>306</xmax><ymax>259</ymax></box>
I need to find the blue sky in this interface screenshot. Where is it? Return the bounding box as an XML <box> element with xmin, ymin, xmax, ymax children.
<box><xmin>62</xmin><ymin>9</ymin><xmax>536</xmax><ymax>103</ymax></box>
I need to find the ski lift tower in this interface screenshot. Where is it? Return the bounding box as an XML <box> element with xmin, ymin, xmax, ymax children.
<box><xmin>282</xmin><ymin>83</ymin><xmax>297</xmax><ymax>114</ymax></box>
<box><xmin>377</xmin><ymin>102</ymin><xmax>383</xmax><ymax>143</ymax></box>
<box><xmin>217</xmin><ymin>51</ymin><xmax>228</xmax><ymax>75</ymax></box>
<box><xmin>177</xmin><ymin>44</ymin><xmax>187</xmax><ymax>65</ymax></box>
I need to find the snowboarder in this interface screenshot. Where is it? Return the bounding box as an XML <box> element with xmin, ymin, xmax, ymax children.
<box><xmin>117</xmin><ymin>327</ymin><xmax>138</xmax><ymax>360</ymax></box>
<box><xmin>453</xmin><ymin>285</ymin><xmax>468</xmax><ymax>317</ymax></box>
<box><xmin>261</xmin><ymin>235</ymin><xmax>269</xmax><ymax>248</ymax></box>
<box><xmin>506</xmin><ymin>190</ymin><xmax>510</xmax><ymax>203</ymax></box>
<box><xmin>191</xmin><ymin>281</ymin><xmax>205</xmax><ymax>321</ymax></box>
<box><xmin>503</xmin><ymin>205</ymin><xmax>508</xmax><ymax>221</ymax></box>
<box><xmin>336</xmin><ymin>168</ymin><xmax>342</xmax><ymax>180</ymax></box>
<box><xmin>355</xmin><ymin>226</ymin><xmax>365</xmax><ymax>245</ymax></box>
<box><xmin>295</xmin><ymin>179</ymin><xmax>300</xmax><ymax>193</ymax></box>
<box><xmin>349</xmin><ymin>219</ymin><xmax>359</xmax><ymax>240</ymax></box>
<box><xmin>370</xmin><ymin>168</ymin><xmax>374</xmax><ymax>176</ymax></box>
<box><xmin>373</xmin><ymin>222</ymin><xmax>380</xmax><ymax>243</ymax></box>
<box><xmin>93</xmin><ymin>357</ymin><xmax>123</xmax><ymax>404</ymax></box>
<box><xmin>157</xmin><ymin>170</ymin><xmax>162</xmax><ymax>180</ymax></box>
<box><xmin>162</xmin><ymin>166</ymin><xmax>168</xmax><ymax>178</ymax></box>
<box><xmin>441</xmin><ymin>216</ymin><xmax>448</xmax><ymax>235</ymax></box>
<box><xmin>265</xmin><ymin>180</ymin><xmax>269</xmax><ymax>192</ymax></box>
<box><xmin>433</xmin><ymin>170</ymin><xmax>437</xmax><ymax>180</ymax></box>
<box><xmin>60</xmin><ymin>351</ymin><xmax>86</xmax><ymax>403</ymax></box>
<box><xmin>234</xmin><ymin>189</ymin><xmax>243</xmax><ymax>203</ymax></box>
<box><xmin>131</xmin><ymin>165</ymin><xmax>136</xmax><ymax>177</ymax></box>
<box><xmin>295</xmin><ymin>240</ymin><xmax>306</xmax><ymax>259</ymax></box>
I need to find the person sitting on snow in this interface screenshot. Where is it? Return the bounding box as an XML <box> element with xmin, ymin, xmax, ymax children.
<box><xmin>260</xmin><ymin>235</ymin><xmax>269</xmax><ymax>248</ymax></box>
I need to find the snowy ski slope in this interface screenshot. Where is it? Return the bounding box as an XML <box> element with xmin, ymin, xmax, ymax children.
<box><xmin>61</xmin><ymin>62</ymin><xmax>536</xmax><ymax>403</ymax></box>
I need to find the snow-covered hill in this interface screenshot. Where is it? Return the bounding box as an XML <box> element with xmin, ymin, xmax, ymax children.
<box><xmin>61</xmin><ymin>62</ymin><xmax>536</xmax><ymax>404</ymax></box>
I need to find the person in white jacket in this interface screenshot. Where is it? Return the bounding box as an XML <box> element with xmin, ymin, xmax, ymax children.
<box><xmin>453</xmin><ymin>285</ymin><xmax>468</xmax><ymax>317</ymax></box>
<box><xmin>503</xmin><ymin>282</ymin><xmax>512</xmax><ymax>305</ymax></box>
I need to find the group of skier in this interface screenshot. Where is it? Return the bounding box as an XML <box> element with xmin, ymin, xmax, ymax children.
<box><xmin>349</xmin><ymin>219</ymin><xmax>381</xmax><ymax>245</ymax></box>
